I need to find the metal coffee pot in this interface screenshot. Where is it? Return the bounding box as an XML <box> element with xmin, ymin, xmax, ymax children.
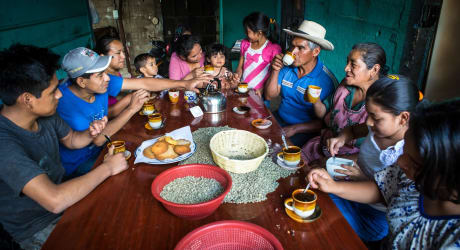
<box><xmin>199</xmin><ymin>78</ymin><xmax>227</xmax><ymax>113</ymax></box>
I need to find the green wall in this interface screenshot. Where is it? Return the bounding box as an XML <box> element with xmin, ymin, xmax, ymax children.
<box><xmin>305</xmin><ymin>0</ymin><xmax>412</xmax><ymax>81</ymax></box>
<box><xmin>0</xmin><ymin>0</ymin><xmax>94</xmax><ymax>79</ymax></box>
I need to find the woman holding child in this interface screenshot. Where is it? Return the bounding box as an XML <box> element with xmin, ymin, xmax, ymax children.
<box><xmin>168</xmin><ymin>35</ymin><xmax>205</xmax><ymax>80</ymax></box>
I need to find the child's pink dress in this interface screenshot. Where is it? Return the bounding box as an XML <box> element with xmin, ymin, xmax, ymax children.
<box><xmin>240</xmin><ymin>39</ymin><xmax>281</xmax><ymax>90</ymax></box>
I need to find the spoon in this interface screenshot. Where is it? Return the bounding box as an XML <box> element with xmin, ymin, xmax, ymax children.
<box><xmin>303</xmin><ymin>183</ymin><xmax>311</xmax><ymax>193</ymax></box>
<box><xmin>281</xmin><ymin>134</ymin><xmax>289</xmax><ymax>150</ymax></box>
<box><xmin>262</xmin><ymin>115</ymin><xmax>272</xmax><ymax>120</ymax></box>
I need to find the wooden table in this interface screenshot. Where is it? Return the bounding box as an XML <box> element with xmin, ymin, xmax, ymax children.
<box><xmin>43</xmin><ymin>89</ymin><xmax>366</xmax><ymax>250</ymax></box>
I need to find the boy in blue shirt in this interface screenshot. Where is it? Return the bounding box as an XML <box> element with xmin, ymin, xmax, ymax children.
<box><xmin>58</xmin><ymin>47</ymin><xmax>210</xmax><ymax>177</ymax></box>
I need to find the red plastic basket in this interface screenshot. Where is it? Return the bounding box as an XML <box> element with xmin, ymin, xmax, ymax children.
<box><xmin>175</xmin><ymin>220</ymin><xmax>283</xmax><ymax>250</ymax></box>
<box><xmin>151</xmin><ymin>164</ymin><xmax>232</xmax><ymax>220</ymax></box>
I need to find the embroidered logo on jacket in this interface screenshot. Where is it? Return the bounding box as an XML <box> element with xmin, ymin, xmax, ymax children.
<box><xmin>282</xmin><ymin>80</ymin><xmax>293</xmax><ymax>88</ymax></box>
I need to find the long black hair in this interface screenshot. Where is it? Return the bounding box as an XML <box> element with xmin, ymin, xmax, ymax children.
<box><xmin>0</xmin><ymin>44</ymin><xmax>60</xmax><ymax>105</ymax></box>
<box><xmin>352</xmin><ymin>43</ymin><xmax>388</xmax><ymax>77</ymax></box>
<box><xmin>409</xmin><ymin>99</ymin><xmax>460</xmax><ymax>204</ymax></box>
<box><xmin>174</xmin><ymin>35</ymin><xmax>201</xmax><ymax>59</ymax></box>
<box><xmin>95</xmin><ymin>35</ymin><xmax>120</xmax><ymax>55</ymax></box>
<box><xmin>243</xmin><ymin>12</ymin><xmax>278</xmax><ymax>42</ymax></box>
<box><xmin>366</xmin><ymin>75</ymin><xmax>420</xmax><ymax>115</ymax></box>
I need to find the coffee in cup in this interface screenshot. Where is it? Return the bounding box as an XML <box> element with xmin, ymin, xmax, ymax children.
<box><xmin>277</xmin><ymin>146</ymin><xmax>301</xmax><ymax>166</ymax></box>
<box><xmin>238</xmin><ymin>82</ymin><xmax>248</xmax><ymax>93</ymax></box>
<box><xmin>306</xmin><ymin>85</ymin><xmax>322</xmax><ymax>103</ymax></box>
<box><xmin>282</xmin><ymin>51</ymin><xmax>296</xmax><ymax>66</ymax></box>
<box><xmin>148</xmin><ymin>113</ymin><xmax>163</xmax><ymax>129</ymax></box>
<box><xmin>168</xmin><ymin>89</ymin><xmax>179</xmax><ymax>104</ymax></box>
<box><xmin>284</xmin><ymin>189</ymin><xmax>317</xmax><ymax>218</ymax></box>
<box><xmin>107</xmin><ymin>140</ymin><xmax>126</xmax><ymax>155</ymax></box>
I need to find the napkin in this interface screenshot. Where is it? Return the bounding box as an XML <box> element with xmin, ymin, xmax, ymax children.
<box><xmin>134</xmin><ymin>126</ymin><xmax>193</xmax><ymax>164</ymax></box>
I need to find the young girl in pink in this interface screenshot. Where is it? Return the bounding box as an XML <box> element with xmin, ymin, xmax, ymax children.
<box><xmin>235</xmin><ymin>12</ymin><xmax>281</xmax><ymax>96</ymax></box>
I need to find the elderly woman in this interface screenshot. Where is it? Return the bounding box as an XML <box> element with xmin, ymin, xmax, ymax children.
<box><xmin>169</xmin><ymin>35</ymin><xmax>205</xmax><ymax>80</ymax></box>
<box><xmin>300</xmin><ymin>42</ymin><xmax>388</xmax><ymax>164</ymax></box>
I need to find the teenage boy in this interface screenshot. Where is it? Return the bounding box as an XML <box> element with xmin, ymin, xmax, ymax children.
<box><xmin>0</xmin><ymin>44</ymin><xmax>128</xmax><ymax>249</ymax></box>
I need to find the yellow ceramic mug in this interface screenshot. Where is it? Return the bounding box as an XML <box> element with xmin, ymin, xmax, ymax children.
<box><xmin>284</xmin><ymin>189</ymin><xmax>317</xmax><ymax>218</ymax></box>
<box><xmin>238</xmin><ymin>82</ymin><xmax>248</xmax><ymax>93</ymax></box>
<box><xmin>142</xmin><ymin>101</ymin><xmax>155</xmax><ymax>115</ymax></box>
<box><xmin>306</xmin><ymin>85</ymin><xmax>322</xmax><ymax>103</ymax></box>
<box><xmin>168</xmin><ymin>89</ymin><xmax>179</xmax><ymax>104</ymax></box>
<box><xmin>107</xmin><ymin>140</ymin><xmax>126</xmax><ymax>155</ymax></box>
<box><xmin>277</xmin><ymin>146</ymin><xmax>301</xmax><ymax>166</ymax></box>
<box><xmin>148</xmin><ymin>113</ymin><xmax>163</xmax><ymax>129</ymax></box>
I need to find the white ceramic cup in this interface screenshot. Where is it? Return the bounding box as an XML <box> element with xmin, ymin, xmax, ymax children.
<box><xmin>326</xmin><ymin>157</ymin><xmax>354</xmax><ymax>178</ymax></box>
<box><xmin>282</xmin><ymin>52</ymin><xmax>295</xmax><ymax>66</ymax></box>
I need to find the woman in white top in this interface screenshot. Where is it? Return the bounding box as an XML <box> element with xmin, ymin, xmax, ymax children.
<box><xmin>321</xmin><ymin>75</ymin><xmax>421</xmax><ymax>242</ymax></box>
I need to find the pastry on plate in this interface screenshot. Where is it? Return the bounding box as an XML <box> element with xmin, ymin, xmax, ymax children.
<box><xmin>151</xmin><ymin>141</ymin><xmax>168</xmax><ymax>156</ymax></box>
<box><xmin>143</xmin><ymin>145</ymin><xmax>156</xmax><ymax>159</ymax></box>
<box><xmin>173</xmin><ymin>145</ymin><xmax>191</xmax><ymax>155</ymax></box>
<box><xmin>156</xmin><ymin>144</ymin><xmax>179</xmax><ymax>160</ymax></box>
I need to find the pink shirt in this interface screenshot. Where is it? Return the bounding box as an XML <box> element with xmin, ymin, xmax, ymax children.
<box><xmin>168</xmin><ymin>52</ymin><xmax>205</xmax><ymax>80</ymax></box>
<box><xmin>240</xmin><ymin>39</ymin><xmax>281</xmax><ymax>89</ymax></box>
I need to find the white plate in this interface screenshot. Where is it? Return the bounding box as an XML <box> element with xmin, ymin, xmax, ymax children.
<box><xmin>135</xmin><ymin>138</ymin><xmax>196</xmax><ymax>165</ymax></box>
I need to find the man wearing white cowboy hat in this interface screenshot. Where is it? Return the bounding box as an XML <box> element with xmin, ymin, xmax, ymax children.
<box><xmin>265</xmin><ymin>20</ymin><xmax>338</xmax><ymax>147</ymax></box>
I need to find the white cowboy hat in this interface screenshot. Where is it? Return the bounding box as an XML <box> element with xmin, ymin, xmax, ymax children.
<box><xmin>283</xmin><ymin>20</ymin><xmax>334</xmax><ymax>51</ymax></box>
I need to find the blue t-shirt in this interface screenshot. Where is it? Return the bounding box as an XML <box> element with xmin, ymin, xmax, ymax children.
<box><xmin>57</xmin><ymin>75</ymin><xmax>123</xmax><ymax>175</ymax></box>
<box><xmin>277</xmin><ymin>57</ymin><xmax>337</xmax><ymax>125</ymax></box>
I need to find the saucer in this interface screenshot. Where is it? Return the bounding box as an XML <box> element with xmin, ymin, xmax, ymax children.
<box><xmin>276</xmin><ymin>156</ymin><xmax>305</xmax><ymax>170</ymax></box>
<box><xmin>285</xmin><ymin>205</ymin><xmax>322</xmax><ymax>223</ymax></box>
<box><xmin>232</xmin><ymin>106</ymin><xmax>250</xmax><ymax>114</ymax></box>
<box><xmin>139</xmin><ymin>111</ymin><xmax>157</xmax><ymax>116</ymax></box>
<box><xmin>145</xmin><ymin>123</ymin><xmax>165</xmax><ymax>130</ymax></box>
<box><xmin>104</xmin><ymin>150</ymin><xmax>131</xmax><ymax>160</ymax></box>
<box><xmin>251</xmin><ymin>119</ymin><xmax>272</xmax><ymax>129</ymax></box>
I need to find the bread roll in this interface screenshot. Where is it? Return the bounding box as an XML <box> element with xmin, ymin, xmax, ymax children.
<box><xmin>151</xmin><ymin>141</ymin><xmax>168</xmax><ymax>156</ymax></box>
<box><xmin>156</xmin><ymin>144</ymin><xmax>179</xmax><ymax>160</ymax></box>
<box><xmin>173</xmin><ymin>145</ymin><xmax>191</xmax><ymax>155</ymax></box>
<box><xmin>164</xmin><ymin>136</ymin><xmax>178</xmax><ymax>145</ymax></box>
<box><xmin>176</xmin><ymin>139</ymin><xmax>191</xmax><ymax>146</ymax></box>
<box><xmin>143</xmin><ymin>146</ymin><xmax>156</xmax><ymax>159</ymax></box>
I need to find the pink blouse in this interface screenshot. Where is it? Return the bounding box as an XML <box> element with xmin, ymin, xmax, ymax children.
<box><xmin>168</xmin><ymin>52</ymin><xmax>205</xmax><ymax>80</ymax></box>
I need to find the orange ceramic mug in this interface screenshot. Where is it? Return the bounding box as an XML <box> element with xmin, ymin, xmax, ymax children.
<box><xmin>142</xmin><ymin>101</ymin><xmax>155</xmax><ymax>115</ymax></box>
<box><xmin>107</xmin><ymin>140</ymin><xmax>126</xmax><ymax>155</ymax></box>
<box><xmin>238</xmin><ymin>82</ymin><xmax>248</xmax><ymax>93</ymax></box>
<box><xmin>168</xmin><ymin>89</ymin><xmax>179</xmax><ymax>104</ymax></box>
<box><xmin>306</xmin><ymin>85</ymin><xmax>322</xmax><ymax>103</ymax></box>
<box><xmin>148</xmin><ymin>113</ymin><xmax>163</xmax><ymax>129</ymax></box>
<box><xmin>284</xmin><ymin>189</ymin><xmax>317</xmax><ymax>218</ymax></box>
<box><xmin>277</xmin><ymin>146</ymin><xmax>301</xmax><ymax>166</ymax></box>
